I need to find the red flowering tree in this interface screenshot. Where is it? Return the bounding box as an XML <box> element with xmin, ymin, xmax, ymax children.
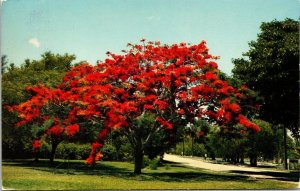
<box><xmin>8</xmin><ymin>85</ymin><xmax>80</xmax><ymax>164</ymax></box>
<box><xmin>57</xmin><ymin>40</ymin><xmax>260</xmax><ymax>173</ymax></box>
<box><xmin>11</xmin><ymin>40</ymin><xmax>260</xmax><ymax>174</ymax></box>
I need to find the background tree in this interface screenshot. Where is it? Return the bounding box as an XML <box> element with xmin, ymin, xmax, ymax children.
<box><xmin>232</xmin><ymin>18</ymin><xmax>299</xmax><ymax>139</ymax></box>
<box><xmin>232</xmin><ymin>18</ymin><xmax>299</xmax><ymax>168</ymax></box>
<box><xmin>1</xmin><ymin>55</ymin><xmax>9</xmax><ymax>73</ymax></box>
<box><xmin>2</xmin><ymin>52</ymin><xmax>76</xmax><ymax>159</ymax></box>
<box><xmin>206</xmin><ymin>120</ymin><xmax>276</xmax><ymax>166</ymax></box>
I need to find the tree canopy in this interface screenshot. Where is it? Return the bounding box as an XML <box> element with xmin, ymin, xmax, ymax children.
<box><xmin>232</xmin><ymin>18</ymin><xmax>299</xmax><ymax>139</ymax></box>
<box><xmin>2</xmin><ymin>52</ymin><xmax>76</xmax><ymax>159</ymax></box>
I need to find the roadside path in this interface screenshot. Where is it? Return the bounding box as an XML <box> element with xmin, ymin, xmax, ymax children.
<box><xmin>163</xmin><ymin>153</ymin><xmax>299</xmax><ymax>186</ymax></box>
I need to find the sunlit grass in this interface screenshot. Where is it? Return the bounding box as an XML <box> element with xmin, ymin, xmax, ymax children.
<box><xmin>2</xmin><ymin>159</ymin><xmax>298</xmax><ymax>190</ymax></box>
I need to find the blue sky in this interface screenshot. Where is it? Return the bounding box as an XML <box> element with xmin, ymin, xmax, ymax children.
<box><xmin>1</xmin><ymin>0</ymin><xmax>299</xmax><ymax>74</ymax></box>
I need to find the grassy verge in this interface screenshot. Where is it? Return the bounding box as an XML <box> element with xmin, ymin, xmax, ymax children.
<box><xmin>2</xmin><ymin>159</ymin><xmax>298</xmax><ymax>190</ymax></box>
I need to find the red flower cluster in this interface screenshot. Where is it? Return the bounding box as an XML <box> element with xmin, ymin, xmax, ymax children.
<box><xmin>32</xmin><ymin>139</ymin><xmax>40</xmax><ymax>153</ymax></box>
<box><xmin>48</xmin><ymin>125</ymin><xmax>64</xmax><ymax>137</ymax></box>
<box><xmin>154</xmin><ymin>100</ymin><xmax>168</xmax><ymax>110</ymax></box>
<box><xmin>65</xmin><ymin>124</ymin><xmax>79</xmax><ymax>138</ymax></box>
<box><xmin>144</xmin><ymin>104</ymin><xmax>154</xmax><ymax>110</ymax></box>
<box><xmin>98</xmin><ymin>129</ymin><xmax>109</xmax><ymax>140</ymax></box>
<box><xmin>156</xmin><ymin>117</ymin><xmax>173</xmax><ymax>129</ymax></box>
<box><xmin>85</xmin><ymin>142</ymin><xmax>103</xmax><ymax>165</ymax></box>
<box><xmin>204</xmin><ymin>71</ymin><xmax>217</xmax><ymax>81</ymax></box>
<box><xmin>236</xmin><ymin>115</ymin><xmax>260</xmax><ymax>132</ymax></box>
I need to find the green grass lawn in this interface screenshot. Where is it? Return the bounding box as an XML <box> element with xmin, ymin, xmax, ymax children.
<box><xmin>2</xmin><ymin>159</ymin><xmax>298</xmax><ymax>190</ymax></box>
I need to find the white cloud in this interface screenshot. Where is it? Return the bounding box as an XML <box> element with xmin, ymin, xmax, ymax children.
<box><xmin>146</xmin><ymin>16</ymin><xmax>155</xmax><ymax>21</ymax></box>
<box><xmin>146</xmin><ymin>15</ymin><xmax>160</xmax><ymax>21</ymax></box>
<box><xmin>28</xmin><ymin>38</ymin><xmax>41</xmax><ymax>48</ymax></box>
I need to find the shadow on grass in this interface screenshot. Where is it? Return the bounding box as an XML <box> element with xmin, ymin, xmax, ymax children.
<box><xmin>229</xmin><ymin>170</ymin><xmax>300</xmax><ymax>183</ymax></box>
<box><xmin>3</xmin><ymin>159</ymin><xmax>131</xmax><ymax>176</ymax></box>
<box><xmin>208</xmin><ymin>160</ymin><xmax>279</xmax><ymax>169</ymax></box>
<box><xmin>2</xmin><ymin>159</ymin><xmax>255</xmax><ymax>183</ymax></box>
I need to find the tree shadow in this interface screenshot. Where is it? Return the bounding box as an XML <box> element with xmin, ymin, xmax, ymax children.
<box><xmin>207</xmin><ymin>160</ymin><xmax>279</xmax><ymax>169</ymax></box>
<box><xmin>3</xmin><ymin>159</ymin><xmax>133</xmax><ymax>177</ymax></box>
<box><xmin>3</xmin><ymin>159</ymin><xmax>256</xmax><ymax>183</ymax></box>
<box><xmin>140</xmin><ymin>171</ymin><xmax>253</xmax><ymax>183</ymax></box>
<box><xmin>229</xmin><ymin>170</ymin><xmax>300</xmax><ymax>182</ymax></box>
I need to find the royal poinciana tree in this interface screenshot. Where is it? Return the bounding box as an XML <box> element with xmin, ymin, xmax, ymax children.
<box><xmin>7</xmin><ymin>85</ymin><xmax>80</xmax><ymax>164</ymax></box>
<box><xmin>11</xmin><ymin>40</ymin><xmax>260</xmax><ymax>174</ymax></box>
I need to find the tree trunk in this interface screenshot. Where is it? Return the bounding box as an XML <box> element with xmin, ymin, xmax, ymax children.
<box><xmin>182</xmin><ymin>137</ymin><xmax>185</xmax><ymax>156</ymax></box>
<box><xmin>250</xmin><ymin>155</ymin><xmax>257</xmax><ymax>167</ymax></box>
<box><xmin>283</xmin><ymin>125</ymin><xmax>288</xmax><ymax>170</ymax></box>
<box><xmin>191</xmin><ymin>136</ymin><xmax>194</xmax><ymax>157</ymax></box>
<box><xmin>210</xmin><ymin>152</ymin><xmax>216</xmax><ymax>160</ymax></box>
<box><xmin>50</xmin><ymin>141</ymin><xmax>58</xmax><ymax>165</ymax></box>
<box><xmin>249</xmin><ymin>132</ymin><xmax>257</xmax><ymax>167</ymax></box>
<box><xmin>34</xmin><ymin>152</ymin><xmax>39</xmax><ymax>162</ymax></box>
<box><xmin>240</xmin><ymin>156</ymin><xmax>244</xmax><ymax>164</ymax></box>
<box><xmin>133</xmin><ymin>140</ymin><xmax>143</xmax><ymax>174</ymax></box>
<box><xmin>237</xmin><ymin>152</ymin><xmax>241</xmax><ymax>164</ymax></box>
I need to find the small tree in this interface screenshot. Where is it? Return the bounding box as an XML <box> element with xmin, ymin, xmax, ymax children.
<box><xmin>7</xmin><ymin>86</ymin><xmax>80</xmax><ymax>164</ymax></box>
<box><xmin>3</xmin><ymin>53</ymin><xmax>76</xmax><ymax>160</ymax></box>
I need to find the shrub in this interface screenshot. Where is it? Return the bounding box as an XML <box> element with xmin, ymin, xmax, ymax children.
<box><xmin>118</xmin><ymin>142</ymin><xmax>133</xmax><ymax>161</ymax></box>
<box><xmin>55</xmin><ymin>143</ymin><xmax>90</xmax><ymax>160</ymax></box>
<box><xmin>165</xmin><ymin>163</ymin><xmax>171</xmax><ymax>170</ymax></box>
<box><xmin>149</xmin><ymin>158</ymin><xmax>160</xmax><ymax>170</ymax></box>
<box><xmin>143</xmin><ymin>156</ymin><xmax>160</xmax><ymax>170</ymax></box>
<box><xmin>76</xmin><ymin>144</ymin><xmax>91</xmax><ymax>160</ymax></box>
<box><xmin>39</xmin><ymin>142</ymin><xmax>51</xmax><ymax>159</ymax></box>
<box><xmin>143</xmin><ymin>156</ymin><xmax>150</xmax><ymax>168</ymax></box>
<box><xmin>101</xmin><ymin>144</ymin><xmax>118</xmax><ymax>161</ymax></box>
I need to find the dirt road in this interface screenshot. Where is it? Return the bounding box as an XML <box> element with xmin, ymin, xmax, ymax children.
<box><xmin>163</xmin><ymin>153</ymin><xmax>299</xmax><ymax>186</ymax></box>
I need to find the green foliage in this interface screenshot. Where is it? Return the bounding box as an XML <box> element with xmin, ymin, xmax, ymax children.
<box><xmin>2</xmin><ymin>52</ymin><xmax>76</xmax><ymax>159</ymax></box>
<box><xmin>143</xmin><ymin>155</ymin><xmax>151</xmax><ymax>167</ymax></box>
<box><xmin>75</xmin><ymin>144</ymin><xmax>92</xmax><ymax>160</ymax></box>
<box><xmin>149</xmin><ymin>157</ymin><xmax>160</xmax><ymax>170</ymax></box>
<box><xmin>143</xmin><ymin>156</ymin><xmax>160</xmax><ymax>170</ymax></box>
<box><xmin>2</xmin><ymin>52</ymin><xmax>75</xmax><ymax>105</ymax></box>
<box><xmin>101</xmin><ymin>144</ymin><xmax>118</xmax><ymax>161</ymax></box>
<box><xmin>75</xmin><ymin>122</ymin><xmax>104</xmax><ymax>143</ymax></box>
<box><xmin>39</xmin><ymin>142</ymin><xmax>51</xmax><ymax>158</ymax></box>
<box><xmin>55</xmin><ymin>143</ymin><xmax>91</xmax><ymax>160</ymax></box>
<box><xmin>31</xmin><ymin>119</ymin><xmax>54</xmax><ymax>138</ymax></box>
<box><xmin>205</xmin><ymin>121</ymin><xmax>281</xmax><ymax>164</ymax></box>
<box><xmin>251</xmin><ymin>119</ymin><xmax>275</xmax><ymax>160</ymax></box>
<box><xmin>118</xmin><ymin>142</ymin><xmax>134</xmax><ymax>161</ymax></box>
<box><xmin>174</xmin><ymin>136</ymin><xmax>207</xmax><ymax>157</ymax></box>
<box><xmin>289</xmin><ymin>160</ymin><xmax>300</xmax><ymax>171</ymax></box>
<box><xmin>134</xmin><ymin>112</ymin><xmax>170</xmax><ymax>160</ymax></box>
<box><xmin>289</xmin><ymin>145</ymin><xmax>300</xmax><ymax>160</ymax></box>
<box><xmin>207</xmin><ymin>126</ymin><xmax>248</xmax><ymax>163</ymax></box>
<box><xmin>135</xmin><ymin>112</ymin><xmax>156</xmax><ymax>130</ymax></box>
<box><xmin>165</xmin><ymin>163</ymin><xmax>171</xmax><ymax>170</ymax></box>
<box><xmin>1</xmin><ymin>55</ymin><xmax>8</xmax><ymax>73</ymax></box>
<box><xmin>109</xmin><ymin>132</ymin><xmax>133</xmax><ymax>161</ymax></box>
<box><xmin>232</xmin><ymin>18</ymin><xmax>299</xmax><ymax>139</ymax></box>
